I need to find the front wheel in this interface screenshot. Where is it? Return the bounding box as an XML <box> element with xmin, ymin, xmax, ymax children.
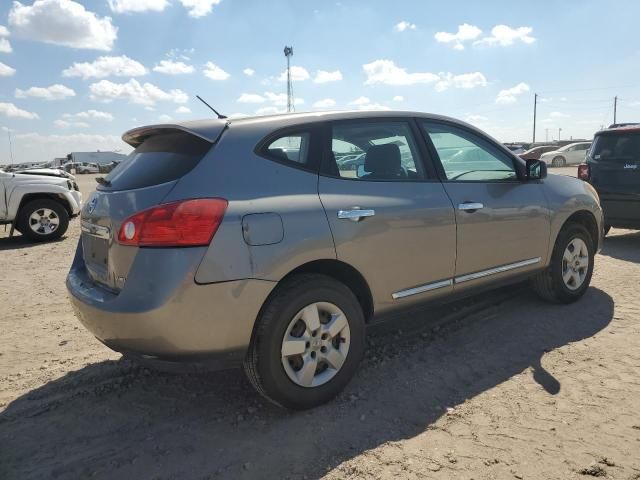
<box><xmin>551</xmin><ymin>156</ymin><xmax>566</xmax><ymax>167</ymax></box>
<box><xmin>17</xmin><ymin>199</ymin><xmax>69</xmax><ymax>242</ymax></box>
<box><xmin>531</xmin><ymin>223</ymin><xmax>594</xmax><ymax>303</ymax></box>
<box><xmin>244</xmin><ymin>274</ymin><xmax>365</xmax><ymax>410</ymax></box>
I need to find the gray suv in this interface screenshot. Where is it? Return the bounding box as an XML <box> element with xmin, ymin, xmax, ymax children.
<box><xmin>67</xmin><ymin>111</ymin><xmax>604</xmax><ymax>409</ymax></box>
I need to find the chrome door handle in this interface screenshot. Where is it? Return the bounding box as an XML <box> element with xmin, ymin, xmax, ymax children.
<box><xmin>337</xmin><ymin>208</ymin><xmax>375</xmax><ymax>222</ymax></box>
<box><xmin>458</xmin><ymin>202</ymin><xmax>484</xmax><ymax>211</ymax></box>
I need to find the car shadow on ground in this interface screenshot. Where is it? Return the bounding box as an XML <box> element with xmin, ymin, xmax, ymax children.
<box><xmin>0</xmin><ymin>234</ymin><xmax>69</xmax><ymax>251</ymax></box>
<box><xmin>0</xmin><ymin>286</ymin><xmax>614</xmax><ymax>480</ymax></box>
<box><xmin>599</xmin><ymin>229</ymin><xmax>640</xmax><ymax>263</ymax></box>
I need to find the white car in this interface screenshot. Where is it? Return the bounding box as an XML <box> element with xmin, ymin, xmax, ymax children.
<box><xmin>0</xmin><ymin>168</ymin><xmax>82</xmax><ymax>241</ymax></box>
<box><xmin>540</xmin><ymin>142</ymin><xmax>591</xmax><ymax>167</ymax></box>
<box><xmin>76</xmin><ymin>162</ymin><xmax>100</xmax><ymax>174</ymax></box>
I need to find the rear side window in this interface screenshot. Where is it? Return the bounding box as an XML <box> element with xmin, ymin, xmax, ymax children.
<box><xmin>102</xmin><ymin>131</ymin><xmax>212</xmax><ymax>190</ymax></box>
<box><xmin>263</xmin><ymin>132</ymin><xmax>310</xmax><ymax>165</ymax></box>
<box><xmin>592</xmin><ymin>133</ymin><xmax>640</xmax><ymax>162</ymax></box>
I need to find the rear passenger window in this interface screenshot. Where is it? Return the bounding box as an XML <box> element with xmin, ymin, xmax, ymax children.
<box><xmin>264</xmin><ymin>133</ymin><xmax>310</xmax><ymax>165</ymax></box>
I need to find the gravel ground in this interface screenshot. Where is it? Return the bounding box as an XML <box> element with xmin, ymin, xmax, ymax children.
<box><xmin>1</xmin><ymin>171</ymin><xmax>639</xmax><ymax>480</ymax></box>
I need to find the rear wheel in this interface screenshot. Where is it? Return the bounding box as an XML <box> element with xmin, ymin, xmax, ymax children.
<box><xmin>17</xmin><ymin>199</ymin><xmax>69</xmax><ymax>242</ymax></box>
<box><xmin>552</xmin><ymin>156</ymin><xmax>566</xmax><ymax>167</ymax></box>
<box><xmin>531</xmin><ymin>223</ymin><xmax>594</xmax><ymax>303</ymax></box>
<box><xmin>244</xmin><ymin>274</ymin><xmax>365</xmax><ymax>410</ymax></box>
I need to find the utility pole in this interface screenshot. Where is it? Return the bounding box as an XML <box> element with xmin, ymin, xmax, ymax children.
<box><xmin>284</xmin><ymin>46</ymin><xmax>294</xmax><ymax>113</ymax></box>
<box><xmin>532</xmin><ymin>93</ymin><xmax>537</xmax><ymax>145</ymax></box>
<box><xmin>613</xmin><ymin>96</ymin><xmax>618</xmax><ymax>124</ymax></box>
<box><xmin>558</xmin><ymin>127</ymin><xmax>562</xmax><ymax>142</ymax></box>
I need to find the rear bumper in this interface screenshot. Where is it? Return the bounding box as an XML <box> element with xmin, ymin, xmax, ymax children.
<box><xmin>66</xmin><ymin>241</ymin><xmax>276</xmax><ymax>366</ymax></box>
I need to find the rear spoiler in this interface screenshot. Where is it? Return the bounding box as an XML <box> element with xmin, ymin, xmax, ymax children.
<box><xmin>122</xmin><ymin>119</ymin><xmax>229</xmax><ymax>148</ymax></box>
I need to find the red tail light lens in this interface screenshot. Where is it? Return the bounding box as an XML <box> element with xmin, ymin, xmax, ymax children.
<box><xmin>577</xmin><ymin>164</ymin><xmax>590</xmax><ymax>181</ymax></box>
<box><xmin>118</xmin><ymin>198</ymin><xmax>228</xmax><ymax>247</ymax></box>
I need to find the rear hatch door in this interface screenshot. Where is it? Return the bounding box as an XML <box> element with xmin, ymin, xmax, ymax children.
<box><xmin>80</xmin><ymin>122</ymin><xmax>225</xmax><ymax>291</ymax></box>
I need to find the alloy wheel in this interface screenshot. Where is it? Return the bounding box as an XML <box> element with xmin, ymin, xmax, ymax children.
<box><xmin>28</xmin><ymin>208</ymin><xmax>60</xmax><ymax>235</ymax></box>
<box><xmin>281</xmin><ymin>302</ymin><xmax>351</xmax><ymax>388</ymax></box>
<box><xmin>561</xmin><ymin>237</ymin><xmax>589</xmax><ymax>290</ymax></box>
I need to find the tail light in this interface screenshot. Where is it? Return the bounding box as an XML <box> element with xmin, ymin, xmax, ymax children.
<box><xmin>577</xmin><ymin>164</ymin><xmax>590</xmax><ymax>181</ymax></box>
<box><xmin>118</xmin><ymin>198</ymin><xmax>228</xmax><ymax>247</ymax></box>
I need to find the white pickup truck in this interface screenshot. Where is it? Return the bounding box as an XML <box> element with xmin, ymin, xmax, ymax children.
<box><xmin>0</xmin><ymin>168</ymin><xmax>82</xmax><ymax>242</ymax></box>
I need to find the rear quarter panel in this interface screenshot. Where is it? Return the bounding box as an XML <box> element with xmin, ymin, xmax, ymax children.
<box><xmin>164</xmin><ymin>124</ymin><xmax>337</xmax><ymax>284</ymax></box>
<box><xmin>542</xmin><ymin>173</ymin><xmax>604</xmax><ymax>261</ymax></box>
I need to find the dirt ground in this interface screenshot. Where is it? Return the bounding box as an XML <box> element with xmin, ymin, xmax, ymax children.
<box><xmin>1</xmin><ymin>170</ymin><xmax>639</xmax><ymax>480</ymax></box>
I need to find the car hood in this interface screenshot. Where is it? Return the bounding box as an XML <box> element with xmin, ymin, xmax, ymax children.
<box><xmin>14</xmin><ymin>168</ymin><xmax>75</xmax><ymax>179</ymax></box>
<box><xmin>1</xmin><ymin>170</ymin><xmax>71</xmax><ymax>187</ymax></box>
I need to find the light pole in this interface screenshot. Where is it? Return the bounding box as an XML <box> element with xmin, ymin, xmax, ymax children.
<box><xmin>7</xmin><ymin>128</ymin><xmax>14</xmax><ymax>165</ymax></box>
<box><xmin>558</xmin><ymin>127</ymin><xmax>562</xmax><ymax>142</ymax></box>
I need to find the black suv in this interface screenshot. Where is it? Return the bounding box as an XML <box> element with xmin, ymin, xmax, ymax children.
<box><xmin>579</xmin><ymin>125</ymin><xmax>640</xmax><ymax>233</ymax></box>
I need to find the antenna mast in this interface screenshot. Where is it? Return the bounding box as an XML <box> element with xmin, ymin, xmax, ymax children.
<box><xmin>284</xmin><ymin>46</ymin><xmax>294</xmax><ymax>113</ymax></box>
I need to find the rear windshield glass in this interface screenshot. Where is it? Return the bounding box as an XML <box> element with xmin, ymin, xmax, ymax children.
<box><xmin>101</xmin><ymin>131</ymin><xmax>212</xmax><ymax>190</ymax></box>
<box><xmin>592</xmin><ymin>132</ymin><xmax>640</xmax><ymax>162</ymax></box>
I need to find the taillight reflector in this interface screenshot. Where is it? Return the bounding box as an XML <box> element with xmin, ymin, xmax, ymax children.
<box><xmin>118</xmin><ymin>198</ymin><xmax>228</xmax><ymax>247</ymax></box>
<box><xmin>577</xmin><ymin>164</ymin><xmax>590</xmax><ymax>181</ymax></box>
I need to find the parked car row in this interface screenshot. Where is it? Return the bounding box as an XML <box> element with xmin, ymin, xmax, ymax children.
<box><xmin>519</xmin><ymin>142</ymin><xmax>592</xmax><ymax>167</ymax></box>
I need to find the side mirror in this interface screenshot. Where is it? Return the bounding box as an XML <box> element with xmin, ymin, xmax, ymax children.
<box><xmin>525</xmin><ymin>159</ymin><xmax>547</xmax><ymax>180</ymax></box>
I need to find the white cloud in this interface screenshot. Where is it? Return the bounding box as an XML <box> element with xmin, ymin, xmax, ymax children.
<box><xmin>176</xmin><ymin>106</ymin><xmax>191</xmax><ymax>114</ymax></box>
<box><xmin>395</xmin><ymin>21</ymin><xmax>416</xmax><ymax>32</ymax></box>
<box><xmin>475</xmin><ymin>25</ymin><xmax>535</xmax><ymax>47</ymax></box>
<box><xmin>15</xmin><ymin>84</ymin><xmax>76</xmax><ymax>101</ymax></box>
<box><xmin>237</xmin><ymin>93</ymin><xmax>265</xmax><ymax>103</ymax></box>
<box><xmin>0</xmin><ymin>102</ymin><xmax>39</xmax><ymax>119</ymax></box>
<box><xmin>363</xmin><ymin>59</ymin><xmax>439</xmax><ymax>86</ymax></box>
<box><xmin>278</xmin><ymin>65</ymin><xmax>310</xmax><ymax>82</ymax></box>
<box><xmin>0</xmin><ymin>62</ymin><xmax>16</xmax><ymax>77</ymax></box>
<box><xmin>393</xmin><ymin>95</ymin><xmax>404</xmax><ymax>102</ymax></box>
<box><xmin>243</xmin><ymin>68</ymin><xmax>255</xmax><ymax>76</ymax></box>
<box><xmin>62</xmin><ymin>109</ymin><xmax>113</xmax><ymax>121</ymax></box>
<box><xmin>255</xmin><ymin>106</ymin><xmax>285</xmax><ymax>116</ymax></box>
<box><xmin>465</xmin><ymin>114</ymin><xmax>488</xmax><ymax>123</ymax></box>
<box><xmin>158</xmin><ymin>114</ymin><xmax>172</xmax><ymax>122</ymax></box>
<box><xmin>435</xmin><ymin>72</ymin><xmax>487</xmax><ymax>92</ymax></box>
<box><xmin>263</xmin><ymin>91</ymin><xmax>304</xmax><ymax>107</ymax></box>
<box><xmin>153</xmin><ymin>59</ymin><xmax>194</xmax><ymax>75</ymax></box>
<box><xmin>312</xmin><ymin>98</ymin><xmax>336</xmax><ymax>108</ymax></box>
<box><xmin>62</xmin><ymin>55</ymin><xmax>147</xmax><ymax>79</ymax></box>
<box><xmin>349</xmin><ymin>96</ymin><xmax>371</xmax><ymax>106</ymax></box>
<box><xmin>55</xmin><ymin>119</ymin><xmax>89</xmax><ymax>128</ymax></box>
<box><xmin>89</xmin><ymin>79</ymin><xmax>188</xmax><ymax>106</ymax></box>
<box><xmin>8</xmin><ymin>0</ymin><xmax>118</xmax><ymax>51</ymax></box>
<box><xmin>178</xmin><ymin>0</ymin><xmax>222</xmax><ymax>18</ymax></box>
<box><xmin>107</xmin><ymin>0</ymin><xmax>169</xmax><ymax>13</ymax></box>
<box><xmin>496</xmin><ymin>82</ymin><xmax>530</xmax><ymax>104</ymax></box>
<box><xmin>435</xmin><ymin>24</ymin><xmax>482</xmax><ymax>50</ymax></box>
<box><xmin>314</xmin><ymin>69</ymin><xmax>343</xmax><ymax>83</ymax></box>
<box><xmin>0</xmin><ymin>26</ymin><xmax>12</xmax><ymax>53</ymax></box>
<box><xmin>203</xmin><ymin>61</ymin><xmax>230</xmax><ymax>80</ymax></box>
<box><xmin>550</xmin><ymin>111</ymin><xmax>570</xmax><ymax>118</ymax></box>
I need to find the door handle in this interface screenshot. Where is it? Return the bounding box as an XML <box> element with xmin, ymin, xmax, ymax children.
<box><xmin>458</xmin><ymin>202</ymin><xmax>484</xmax><ymax>212</ymax></box>
<box><xmin>337</xmin><ymin>208</ymin><xmax>375</xmax><ymax>222</ymax></box>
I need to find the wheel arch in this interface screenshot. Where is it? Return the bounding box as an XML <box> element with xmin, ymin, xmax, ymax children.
<box><xmin>275</xmin><ymin>259</ymin><xmax>374</xmax><ymax>323</ymax></box>
<box><xmin>18</xmin><ymin>193</ymin><xmax>73</xmax><ymax>218</ymax></box>
<box><xmin>561</xmin><ymin>210</ymin><xmax>600</xmax><ymax>251</ymax></box>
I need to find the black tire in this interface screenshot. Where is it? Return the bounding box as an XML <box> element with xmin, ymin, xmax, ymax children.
<box><xmin>244</xmin><ymin>274</ymin><xmax>366</xmax><ymax>410</ymax></box>
<box><xmin>17</xmin><ymin>199</ymin><xmax>69</xmax><ymax>242</ymax></box>
<box><xmin>552</xmin><ymin>156</ymin><xmax>566</xmax><ymax>168</ymax></box>
<box><xmin>531</xmin><ymin>223</ymin><xmax>594</xmax><ymax>304</ymax></box>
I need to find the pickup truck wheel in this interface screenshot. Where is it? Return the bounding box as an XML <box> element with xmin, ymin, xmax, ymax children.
<box><xmin>17</xmin><ymin>199</ymin><xmax>69</xmax><ymax>242</ymax></box>
<box><xmin>531</xmin><ymin>223</ymin><xmax>594</xmax><ymax>304</ymax></box>
<box><xmin>244</xmin><ymin>274</ymin><xmax>365</xmax><ymax>410</ymax></box>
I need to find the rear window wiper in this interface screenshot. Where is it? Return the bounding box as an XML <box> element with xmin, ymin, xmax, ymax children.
<box><xmin>95</xmin><ymin>177</ymin><xmax>111</xmax><ymax>187</ymax></box>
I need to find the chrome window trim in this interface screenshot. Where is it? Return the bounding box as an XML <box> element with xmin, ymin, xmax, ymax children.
<box><xmin>454</xmin><ymin>257</ymin><xmax>541</xmax><ymax>284</ymax></box>
<box><xmin>392</xmin><ymin>279</ymin><xmax>453</xmax><ymax>300</ymax></box>
<box><xmin>81</xmin><ymin>221</ymin><xmax>110</xmax><ymax>240</ymax></box>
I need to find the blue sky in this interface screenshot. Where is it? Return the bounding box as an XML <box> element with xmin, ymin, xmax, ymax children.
<box><xmin>1</xmin><ymin>0</ymin><xmax>639</xmax><ymax>164</ymax></box>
